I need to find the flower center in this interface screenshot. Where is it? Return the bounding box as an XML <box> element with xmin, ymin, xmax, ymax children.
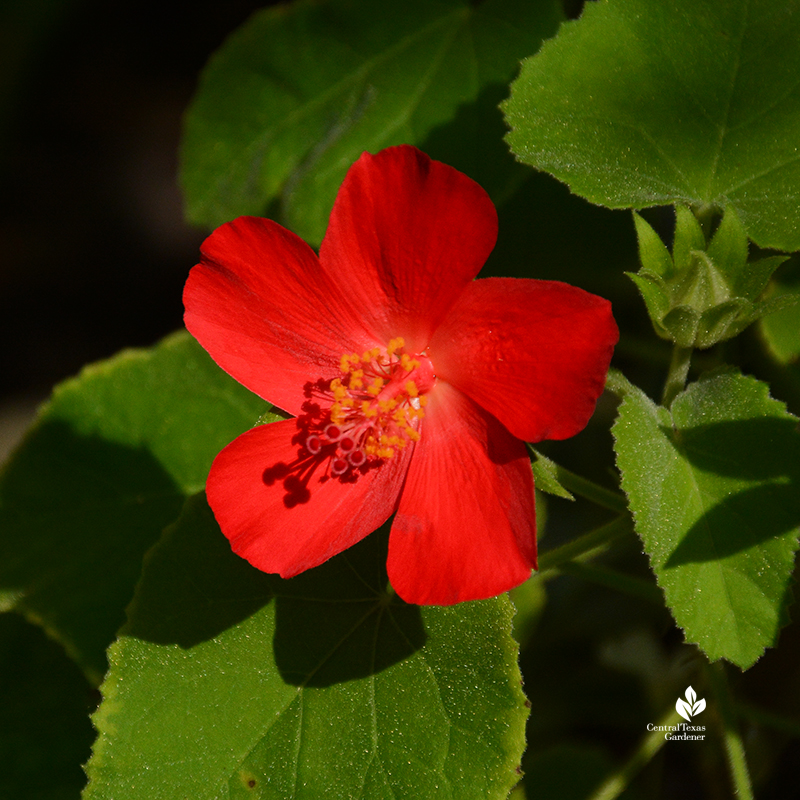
<box><xmin>303</xmin><ymin>337</ymin><xmax>435</xmax><ymax>476</ymax></box>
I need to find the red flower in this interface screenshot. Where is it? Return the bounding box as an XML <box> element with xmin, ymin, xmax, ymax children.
<box><xmin>183</xmin><ymin>145</ymin><xmax>618</xmax><ymax>605</ymax></box>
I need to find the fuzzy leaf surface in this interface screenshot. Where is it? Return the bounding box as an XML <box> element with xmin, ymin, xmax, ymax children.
<box><xmin>613</xmin><ymin>370</ymin><xmax>800</xmax><ymax>668</ymax></box>
<box><xmin>504</xmin><ymin>0</ymin><xmax>800</xmax><ymax>251</ymax></box>
<box><xmin>84</xmin><ymin>495</ymin><xmax>528</xmax><ymax>800</ymax></box>
<box><xmin>180</xmin><ymin>0</ymin><xmax>562</xmax><ymax>243</ymax></box>
<box><xmin>0</xmin><ymin>331</ymin><xmax>271</xmax><ymax>681</ymax></box>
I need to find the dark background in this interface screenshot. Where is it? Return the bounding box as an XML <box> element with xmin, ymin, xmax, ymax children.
<box><xmin>0</xmin><ymin>0</ymin><xmax>275</xmax><ymax>455</ymax></box>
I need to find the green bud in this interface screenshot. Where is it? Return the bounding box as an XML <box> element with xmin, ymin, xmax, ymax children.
<box><xmin>627</xmin><ymin>206</ymin><xmax>790</xmax><ymax>349</ymax></box>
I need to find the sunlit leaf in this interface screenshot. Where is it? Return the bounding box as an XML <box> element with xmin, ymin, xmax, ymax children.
<box><xmin>504</xmin><ymin>0</ymin><xmax>800</xmax><ymax>251</ymax></box>
<box><xmin>0</xmin><ymin>331</ymin><xmax>272</xmax><ymax>681</ymax></box>
<box><xmin>613</xmin><ymin>370</ymin><xmax>800</xmax><ymax>668</ymax></box>
<box><xmin>84</xmin><ymin>494</ymin><xmax>528</xmax><ymax>800</ymax></box>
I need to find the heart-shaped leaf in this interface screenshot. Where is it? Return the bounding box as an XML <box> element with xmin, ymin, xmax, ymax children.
<box><xmin>180</xmin><ymin>0</ymin><xmax>563</xmax><ymax>243</ymax></box>
<box><xmin>84</xmin><ymin>494</ymin><xmax>528</xmax><ymax>800</ymax></box>
<box><xmin>0</xmin><ymin>331</ymin><xmax>271</xmax><ymax>681</ymax></box>
<box><xmin>504</xmin><ymin>0</ymin><xmax>800</xmax><ymax>251</ymax></box>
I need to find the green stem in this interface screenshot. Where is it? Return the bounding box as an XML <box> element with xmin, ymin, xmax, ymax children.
<box><xmin>587</xmin><ymin>706</ymin><xmax>683</xmax><ymax>800</ymax></box>
<box><xmin>537</xmin><ymin>515</ymin><xmax>632</xmax><ymax>575</ymax></box>
<box><xmin>558</xmin><ymin>561</ymin><xmax>663</xmax><ymax>604</ymax></box>
<box><xmin>707</xmin><ymin>661</ymin><xmax>754</xmax><ymax>800</ymax></box>
<box><xmin>661</xmin><ymin>344</ymin><xmax>693</xmax><ymax>407</ymax></box>
<box><xmin>551</xmin><ymin>463</ymin><xmax>628</xmax><ymax>514</ymax></box>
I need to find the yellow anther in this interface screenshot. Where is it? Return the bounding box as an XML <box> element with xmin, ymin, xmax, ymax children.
<box><xmin>378</xmin><ymin>398</ymin><xmax>398</xmax><ymax>412</ymax></box>
<box><xmin>404</xmin><ymin>380</ymin><xmax>419</xmax><ymax>397</ymax></box>
<box><xmin>400</xmin><ymin>353</ymin><xmax>420</xmax><ymax>371</ymax></box>
<box><xmin>340</xmin><ymin>353</ymin><xmax>359</xmax><ymax>372</ymax></box>
<box><xmin>361</xmin><ymin>347</ymin><xmax>380</xmax><ymax>363</ymax></box>
<box><xmin>367</xmin><ymin>376</ymin><xmax>385</xmax><ymax>395</ymax></box>
<box><xmin>408</xmin><ymin>430</ymin><xmax>421</xmax><ymax>442</ymax></box>
<box><xmin>387</xmin><ymin>337</ymin><xmax>405</xmax><ymax>356</ymax></box>
<box><xmin>349</xmin><ymin>370</ymin><xmax>364</xmax><ymax>389</ymax></box>
<box><xmin>419</xmin><ymin>395</ymin><xmax>428</xmax><ymax>407</ymax></box>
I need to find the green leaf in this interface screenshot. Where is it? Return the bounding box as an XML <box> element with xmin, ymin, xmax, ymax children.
<box><xmin>707</xmin><ymin>206</ymin><xmax>749</xmax><ymax>286</ymax></box>
<box><xmin>530</xmin><ymin>448</ymin><xmax>574</xmax><ymax>501</ymax></box>
<box><xmin>613</xmin><ymin>370</ymin><xmax>800</xmax><ymax>668</ymax></box>
<box><xmin>632</xmin><ymin>213</ymin><xmax>673</xmax><ymax>278</ymax></box>
<box><xmin>738</xmin><ymin>255</ymin><xmax>790</xmax><ymax>301</ymax></box>
<box><xmin>759</xmin><ymin>261</ymin><xmax>800</xmax><ymax>363</ymax></box>
<box><xmin>673</xmin><ymin>206</ymin><xmax>707</xmax><ymax>274</ymax></box>
<box><xmin>626</xmin><ymin>272</ymin><xmax>671</xmax><ymax>340</ymax></box>
<box><xmin>85</xmin><ymin>494</ymin><xmax>528</xmax><ymax>800</ymax></box>
<box><xmin>503</xmin><ymin>0</ymin><xmax>800</xmax><ymax>251</ymax></box>
<box><xmin>180</xmin><ymin>0</ymin><xmax>563</xmax><ymax>243</ymax></box>
<box><xmin>0</xmin><ymin>331</ymin><xmax>271</xmax><ymax>681</ymax></box>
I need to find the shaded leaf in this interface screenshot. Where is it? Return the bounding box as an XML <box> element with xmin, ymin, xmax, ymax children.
<box><xmin>504</xmin><ymin>0</ymin><xmax>800</xmax><ymax>251</ymax></box>
<box><xmin>759</xmin><ymin>260</ymin><xmax>800</xmax><ymax>363</ymax></box>
<box><xmin>84</xmin><ymin>494</ymin><xmax>528</xmax><ymax>800</ymax></box>
<box><xmin>0</xmin><ymin>331</ymin><xmax>272</xmax><ymax>681</ymax></box>
<box><xmin>180</xmin><ymin>0</ymin><xmax>563</xmax><ymax>243</ymax></box>
<box><xmin>613</xmin><ymin>370</ymin><xmax>800</xmax><ymax>668</ymax></box>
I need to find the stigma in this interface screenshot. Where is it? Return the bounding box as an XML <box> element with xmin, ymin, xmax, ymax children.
<box><xmin>303</xmin><ymin>337</ymin><xmax>435</xmax><ymax>476</ymax></box>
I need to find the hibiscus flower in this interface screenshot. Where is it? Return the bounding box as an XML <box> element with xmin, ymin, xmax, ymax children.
<box><xmin>183</xmin><ymin>145</ymin><xmax>618</xmax><ymax>605</ymax></box>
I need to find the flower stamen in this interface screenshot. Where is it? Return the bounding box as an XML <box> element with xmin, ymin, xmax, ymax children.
<box><xmin>300</xmin><ymin>337</ymin><xmax>435</xmax><ymax>478</ymax></box>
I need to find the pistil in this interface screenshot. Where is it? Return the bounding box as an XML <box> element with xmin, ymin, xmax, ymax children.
<box><xmin>303</xmin><ymin>337</ymin><xmax>435</xmax><ymax>476</ymax></box>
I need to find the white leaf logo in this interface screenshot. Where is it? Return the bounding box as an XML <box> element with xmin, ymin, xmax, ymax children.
<box><xmin>676</xmin><ymin>685</ymin><xmax>706</xmax><ymax>721</ymax></box>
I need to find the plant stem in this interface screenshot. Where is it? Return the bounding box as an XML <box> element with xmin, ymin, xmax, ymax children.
<box><xmin>558</xmin><ymin>561</ymin><xmax>664</xmax><ymax>604</ymax></box>
<box><xmin>537</xmin><ymin>515</ymin><xmax>632</xmax><ymax>575</ymax></box>
<box><xmin>587</xmin><ymin>706</ymin><xmax>682</xmax><ymax>800</ymax></box>
<box><xmin>661</xmin><ymin>344</ymin><xmax>693</xmax><ymax>407</ymax></box>
<box><xmin>707</xmin><ymin>662</ymin><xmax>754</xmax><ymax>800</ymax></box>
<box><xmin>552</xmin><ymin>463</ymin><xmax>628</xmax><ymax>514</ymax></box>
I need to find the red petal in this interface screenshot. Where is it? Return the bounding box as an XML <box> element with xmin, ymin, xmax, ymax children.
<box><xmin>184</xmin><ymin>217</ymin><xmax>376</xmax><ymax>416</ymax></box>
<box><xmin>429</xmin><ymin>278</ymin><xmax>618</xmax><ymax>443</ymax></box>
<box><xmin>207</xmin><ymin>419</ymin><xmax>412</xmax><ymax>578</ymax></box>
<box><xmin>387</xmin><ymin>383</ymin><xmax>536</xmax><ymax>606</ymax></box>
<box><xmin>319</xmin><ymin>146</ymin><xmax>498</xmax><ymax>353</ymax></box>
